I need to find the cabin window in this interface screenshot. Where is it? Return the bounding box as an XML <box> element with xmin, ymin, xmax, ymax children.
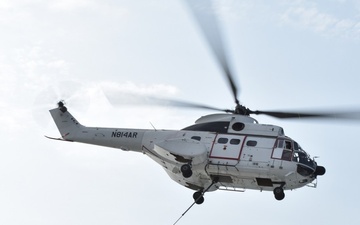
<box><xmin>218</xmin><ymin>138</ymin><xmax>228</xmax><ymax>144</ymax></box>
<box><xmin>246</xmin><ymin>140</ymin><xmax>257</xmax><ymax>147</ymax></box>
<box><xmin>230</xmin><ymin>139</ymin><xmax>240</xmax><ymax>145</ymax></box>
<box><xmin>191</xmin><ymin>136</ymin><xmax>201</xmax><ymax>141</ymax></box>
<box><xmin>232</xmin><ymin>122</ymin><xmax>245</xmax><ymax>131</ymax></box>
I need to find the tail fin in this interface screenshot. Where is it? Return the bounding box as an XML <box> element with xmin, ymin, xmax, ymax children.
<box><xmin>49</xmin><ymin>103</ymin><xmax>84</xmax><ymax>141</ymax></box>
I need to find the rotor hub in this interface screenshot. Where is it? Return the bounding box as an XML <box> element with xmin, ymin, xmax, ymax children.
<box><xmin>234</xmin><ymin>104</ymin><xmax>251</xmax><ymax>116</ymax></box>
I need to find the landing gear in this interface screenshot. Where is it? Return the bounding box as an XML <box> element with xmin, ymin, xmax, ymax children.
<box><xmin>192</xmin><ymin>177</ymin><xmax>219</xmax><ymax>205</ymax></box>
<box><xmin>193</xmin><ymin>191</ymin><xmax>204</xmax><ymax>204</ymax></box>
<box><xmin>273</xmin><ymin>187</ymin><xmax>285</xmax><ymax>201</ymax></box>
<box><xmin>173</xmin><ymin>177</ymin><xmax>219</xmax><ymax>225</ymax></box>
<box><xmin>181</xmin><ymin>164</ymin><xmax>192</xmax><ymax>178</ymax></box>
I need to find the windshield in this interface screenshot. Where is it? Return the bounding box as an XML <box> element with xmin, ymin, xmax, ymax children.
<box><xmin>292</xmin><ymin>142</ymin><xmax>317</xmax><ymax>176</ymax></box>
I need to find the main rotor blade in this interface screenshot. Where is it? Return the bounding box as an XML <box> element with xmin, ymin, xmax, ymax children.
<box><xmin>251</xmin><ymin>109</ymin><xmax>360</xmax><ymax>120</ymax></box>
<box><xmin>155</xmin><ymin>98</ymin><xmax>233</xmax><ymax>112</ymax></box>
<box><xmin>185</xmin><ymin>0</ymin><xmax>240</xmax><ymax>104</ymax></box>
<box><xmin>104</xmin><ymin>90</ymin><xmax>232</xmax><ymax>112</ymax></box>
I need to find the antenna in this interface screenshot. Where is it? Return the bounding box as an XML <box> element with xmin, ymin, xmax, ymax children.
<box><xmin>149</xmin><ymin>122</ymin><xmax>157</xmax><ymax>131</ymax></box>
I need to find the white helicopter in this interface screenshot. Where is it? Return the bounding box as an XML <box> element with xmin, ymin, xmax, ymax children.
<box><xmin>49</xmin><ymin>100</ymin><xmax>327</xmax><ymax>203</ymax></box>
<box><xmin>47</xmin><ymin>0</ymin><xmax>359</xmax><ymax>212</ymax></box>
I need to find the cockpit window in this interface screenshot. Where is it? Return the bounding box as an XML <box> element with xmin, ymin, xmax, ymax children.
<box><xmin>282</xmin><ymin>150</ymin><xmax>292</xmax><ymax>161</ymax></box>
<box><xmin>294</xmin><ymin>142</ymin><xmax>299</xmax><ymax>151</ymax></box>
<box><xmin>276</xmin><ymin>139</ymin><xmax>284</xmax><ymax>148</ymax></box>
<box><xmin>274</xmin><ymin>139</ymin><xmax>317</xmax><ymax>175</ymax></box>
<box><xmin>292</xmin><ymin>142</ymin><xmax>317</xmax><ymax>175</ymax></box>
<box><xmin>273</xmin><ymin>139</ymin><xmax>293</xmax><ymax>161</ymax></box>
<box><xmin>292</xmin><ymin>152</ymin><xmax>299</xmax><ymax>162</ymax></box>
<box><xmin>285</xmin><ymin>141</ymin><xmax>292</xmax><ymax>150</ymax></box>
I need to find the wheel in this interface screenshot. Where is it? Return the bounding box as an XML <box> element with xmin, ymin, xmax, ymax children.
<box><xmin>273</xmin><ymin>187</ymin><xmax>283</xmax><ymax>195</ymax></box>
<box><xmin>181</xmin><ymin>164</ymin><xmax>192</xmax><ymax>178</ymax></box>
<box><xmin>193</xmin><ymin>191</ymin><xmax>204</xmax><ymax>205</ymax></box>
<box><xmin>274</xmin><ymin>192</ymin><xmax>285</xmax><ymax>201</ymax></box>
<box><xmin>273</xmin><ymin>187</ymin><xmax>285</xmax><ymax>201</ymax></box>
<box><xmin>182</xmin><ymin>170</ymin><xmax>192</xmax><ymax>178</ymax></box>
<box><xmin>181</xmin><ymin>164</ymin><xmax>191</xmax><ymax>173</ymax></box>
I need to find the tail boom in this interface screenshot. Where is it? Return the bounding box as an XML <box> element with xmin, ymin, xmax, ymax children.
<box><xmin>49</xmin><ymin>107</ymin><xmax>146</xmax><ymax>152</ymax></box>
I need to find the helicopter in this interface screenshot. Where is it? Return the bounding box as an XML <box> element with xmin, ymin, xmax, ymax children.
<box><xmin>47</xmin><ymin>0</ymin><xmax>360</xmax><ymax>209</ymax></box>
<box><xmin>49</xmin><ymin>100</ymin><xmax>328</xmax><ymax>203</ymax></box>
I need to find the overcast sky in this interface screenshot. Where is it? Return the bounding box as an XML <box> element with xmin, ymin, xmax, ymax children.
<box><xmin>1</xmin><ymin>0</ymin><xmax>360</xmax><ymax>224</ymax></box>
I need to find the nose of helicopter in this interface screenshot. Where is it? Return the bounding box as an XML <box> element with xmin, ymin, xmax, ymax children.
<box><xmin>314</xmin><ymin>165</ymin><xmax>326</xmax><ymax>176</ymax></box>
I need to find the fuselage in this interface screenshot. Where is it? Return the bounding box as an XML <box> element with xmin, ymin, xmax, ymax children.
<box><xmin>49</xmin><ymin>107</ymin><xmax>324</xmax><ymax>196</ymax></box>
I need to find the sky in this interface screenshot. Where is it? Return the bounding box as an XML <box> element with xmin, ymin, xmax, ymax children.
<box><xmin>1</xmin><ymin>0</ymin><xmax>360</xmax><ymax>224</ymax></box>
